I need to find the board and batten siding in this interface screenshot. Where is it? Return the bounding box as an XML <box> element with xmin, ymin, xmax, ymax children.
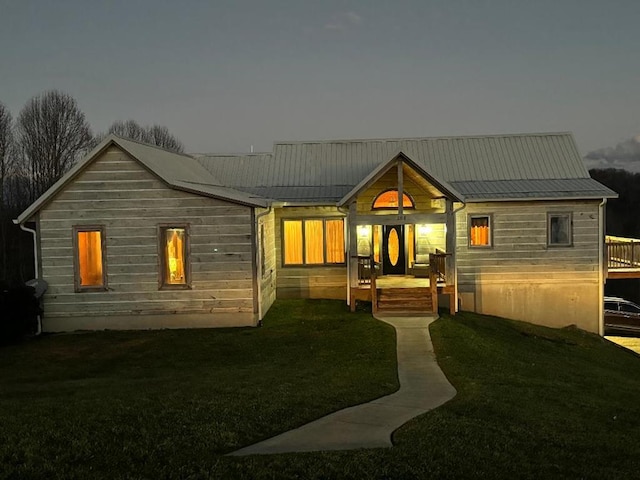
<box><xmin>258</xmin><ymin>208</ymin><xmax>276</xmax><ymax>318</ymax></box>
<box><xmin>38</xmin><ymin>145</ymin><xmax>257</xmax><ymax>331</ymax></box>
<box><xmin>455</xmin><ymin>200</ymin><xmax>601</xmax><ymax>332</ymax></box>
<box><xmin>275</xmin><ymin>206</ymin><xmax>347</xmax><ymax>299</ymax></box>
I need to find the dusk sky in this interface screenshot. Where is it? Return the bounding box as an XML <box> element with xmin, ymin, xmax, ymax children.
<box><xmin>2</xmin><ymin>0</ymin><xmax>639</xmax><ymax>166</ymax></box>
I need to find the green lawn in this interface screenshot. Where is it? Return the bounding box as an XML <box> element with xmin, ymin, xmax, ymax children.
<box><xmin>2</xmin><ymin>302</ymin><xmax>640</xmax><ymax>479</ymax></box>
<box><xmin>0</xmin><ymin>300</ymin><xmax>398</xmax><ymax>479</ymax></box>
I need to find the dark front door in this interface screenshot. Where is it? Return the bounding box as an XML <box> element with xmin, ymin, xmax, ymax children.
<box><xmin>382</xmin><ymin>225</ymin><xmax>405</xmax><ymax>275</ymax></box>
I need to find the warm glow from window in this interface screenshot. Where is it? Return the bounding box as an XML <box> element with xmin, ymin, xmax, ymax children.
<box><xmin>284</xmin><ymin>219</ymin><xmax>345</xmax><ymax>265</ymax></box>
<box><xmin>164</xmin><ymin>228</ymin><xmax>186</xmax><ymax>284</ymax></box>
<box><xmin>373</xmin><ymin>226</ymin><xmax>380</xmax><ymax>263</ymax></box>
<box><xmin>325</xmin><ymin>220</ymin><xmax>345</xmax><ymax>263</ymax></box>
<box><xmin>305</xmin><ymin>220</ymin><xmax>324</xmax><ymax>264</ymax></box>
<box><xmin>77</xmin><ymin>231</ymin><xmax>103</xmax><ymax>286</ymax></box>
<box><xmin>470</xmin><ymin>216</ymin><xmax>490</xmax><ymax>246</ymax></box>
<box><xmin>408</xmin><ymin>224</ymin><xmax>415</xmax><ymax>265</ymax></box>
<box><xmin>284</xmin><ymin>220</ymin><xmax>303</xmax><ymax>264</ymax></box>
<box><xmin>372</xmin><ymin>190</ymin><xmax>414</xmax><ymax>209</ymax></box>
<box><xmin>388</xmin><ymin>227</ymin><xmax>400</xmax><ymax>266</ymax></box>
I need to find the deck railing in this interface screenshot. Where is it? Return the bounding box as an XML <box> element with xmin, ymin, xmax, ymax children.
<box><xmin>429</xmin><ymin>252</ymin><xmax>450</xmax><ymax>284</ymax></box>
<box><xmin>355</xmin><ymin>255</ymin><xmax>377</xmax><ymax>285</ymax></box>
<box><xmin>353</xmin><ymin>255</ymin><xmax>378</xmax><ymax>312</ymax></box>
<box><xmin>607</xmin><ymin>237</ymin><xmax>640</xmax><ymax>269</ymax></box>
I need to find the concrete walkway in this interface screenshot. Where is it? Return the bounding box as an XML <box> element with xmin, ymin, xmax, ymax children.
<box><xmin>229</xmin><ymin>315</ymin><xmax>456</xmax><ymax>456</ymax></box>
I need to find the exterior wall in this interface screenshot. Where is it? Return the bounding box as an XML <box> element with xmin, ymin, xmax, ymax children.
<box><xmin>356</xmin><ymin>168</ymin><xmax>440</xmax><ymax>214</ymax></box>
<box><xmin>415</xmin><ymin>223</ymin><xmax>446</xmax><ymax>254</ymax></box>
<box><xmin>275</xmin><ymin>206</ymin><xmax>347</xmax><ymax>299</ymax></box>
<box><xmin>38</xmin><ymin>145</ymin><xmax>257</xmax><ymax>331</ymax></box>
<box><xmin>456</xmin><ymin>200</ymin><xmax>601</xmax><ymax>332</ymax></box>
<box><xmin>258</xmin><ymin>208</ymin><xmax>276</xmax><ymax>318</ymax></box>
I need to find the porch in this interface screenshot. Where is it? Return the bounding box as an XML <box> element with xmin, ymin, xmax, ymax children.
<box><xmin>340</xmin><ymin>150</ymin><xmax>461</xmax><ymax>315</ymax></box>
<box><xmin>350</xmin><ymin>253</ymin><xmax>456</xmax><ymax>314</ymax></box>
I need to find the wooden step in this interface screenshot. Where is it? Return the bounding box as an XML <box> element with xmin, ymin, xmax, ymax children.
<box><xmin>376</xmin><ymin>287</ymin><xmax>434</xmax><ymax>313</ymax></box>
<box><xmin>377</xmin><ymin>287</ymin><xmax>431</xmax><ymax>299</ymax></box>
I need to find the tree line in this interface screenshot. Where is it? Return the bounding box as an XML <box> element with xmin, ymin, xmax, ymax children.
<box><xmin>0</xmin><ymin>90</ymin><xmax>184</xmax><ymax>284</ymax></box>
<box><xmin>589</xmin><ymin>169</ymin><xmax>640</xmax><ymax>238</ymax></box>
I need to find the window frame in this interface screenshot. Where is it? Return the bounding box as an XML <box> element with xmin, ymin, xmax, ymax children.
<box><xmin>72</xmin><ymin>225</ymin><xmax>108</xmax><ymax>293</ymax></box>
<box><xmin>281</xmin><ymin>217</ymin><xmax>346</xmax><ymax>267</ymax></box>
<box><xmin>468</xmin><ymin>214</ymin><xmax>493</xmax><ymax>248</ymax></box>
<box><xmin>547</xmin><ymin>212</ymin><xmax>573</xmax><ymax>247</ymax></box>
<box><xmin>371</xmin><ymin>189</ymin><xmax>416</xmax><ymax>210</ymax></box>
<box><xmin>157</xmin><ymin>224</ymin><xmax>192</xmax><ymax>290</ymax></box>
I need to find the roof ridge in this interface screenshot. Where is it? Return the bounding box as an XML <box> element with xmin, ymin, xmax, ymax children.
<box><xmin>274</xmin><ymin>132</ymin><xmax>573</xmax><ymax>146</ymax></box>
<box><xmin>110</xmin><ymin>134</ymin><xmax>195</xmax><ymax>160</ymax></box>
<box><xmin>192</xmin><ymin>152</ymin><xmax>272</xmax><ymax>157</ymax></box>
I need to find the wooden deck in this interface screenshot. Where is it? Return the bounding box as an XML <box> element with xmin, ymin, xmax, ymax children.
<box><xmin>607</xmin><ymin>235</ymin><xmax>640</xmax><ymax>279</ymax></box>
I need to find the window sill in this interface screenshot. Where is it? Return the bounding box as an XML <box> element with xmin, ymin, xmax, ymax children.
<box><xmin>282</xmin><ymin>263</ymin><xmax>347</xmax><ymax>268</ymax></box>
<box><xmin>75</xmin><ymin>286</ymin><xmax>108</xmax><ymax>293</ymax></box>
<box><xmin>159</xmin><ymin>284</ymin><xmax>192</xmax><ymax>290</ymax></box>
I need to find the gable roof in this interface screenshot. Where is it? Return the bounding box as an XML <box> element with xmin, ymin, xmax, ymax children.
<box><xmin>195</xmin><ymin>132</ymin><xmax>617</xmax><ymax>203</ymax></box>
<box><xmin>15</xmin><ymin>135</ymin><xmax>267</xmax><ymax>224</ymax></box>
<box><xmin>337</xmin><ymin>151</ymin><xmax>465</xmax><ymax>206</ymax></box>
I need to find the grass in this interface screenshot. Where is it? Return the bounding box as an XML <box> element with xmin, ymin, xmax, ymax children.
<box><xmin>0</xmin><ymin>300</ymin><xmax>398</xmax><ymax>479</ymax></box>
<box><xmin>2</xmin><ymin>303</ymin><xmax>640</xmax><ymax>479</ymax></box>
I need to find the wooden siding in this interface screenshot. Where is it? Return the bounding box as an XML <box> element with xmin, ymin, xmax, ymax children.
<box><xmin>258</xmin><ymin>208</ymin><xmax>276</xmax><ymax>317</ymax></box>
<box><xmin>38</xmin><ymin>146</ymin><xmax>256</xmax><ymax>326</ymax></box>
<box><xmin>415</xmin><ymin>223</ymin><xmax>446</xmax><ymax>255</ymax></box>
<box><xmin>356</xmin><ymin>166</ymin><xmax>442</xmax><ymax>215</ymax></box>
<box><xmin>275</xmin><ymin>206</ymin><xmax>347</xmax><ymax>299</ymax></box>
<box><xmin>456</xmin><ymin>200</ymin><xmax>601</xmax><ymax>332</ymax></box>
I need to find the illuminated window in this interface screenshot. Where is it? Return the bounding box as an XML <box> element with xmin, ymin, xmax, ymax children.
<box><xmin>325</xmin><ymin>219</ymin><xmax>345</xmax><ymax>264</ymax></box>
<box><xmin>372</xmin><ymin>190</ymin><xmax>415</xmax><ymax>209</ymax></box>
<box><xmin>283</xmin><ymin>218</ymin><xmax>345</xmax><ymax>265</ymax></box>
<box><xmin>469</xmin><ymin>215</ymin><xmax>491</xmax><ymax>247</ymax></box>
<box><xmin>73</xmin><ymin>226</ymin><xmax>106</xmax><ymax>291</ymax></box>
<box><xmin>548</xmin><ymin>213</ymin><xmax>572</xmax><ymax>247</ymax></box>
<box><xmin>159</xmin><ymin>225</ymin><xmax>190</xmax><ymax>288</ymax></box>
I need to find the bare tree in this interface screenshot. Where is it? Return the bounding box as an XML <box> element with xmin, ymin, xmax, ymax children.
<box><xmin>0</xmin><ymin>102</ymin><xmax>13</xmax><ymax>280</ymax></box>
<box><xmin>147</xmin><ymin>124</ymin><xmax>184</xmax><ymax>153</ymax></box>
<box><xmin>108</xmin><ymin>119</ymin><xmax>148</xmax><ymax>143</ymax></box>
<box><xmin>106</xmin><ymin>119</ymin><xmax>184</xmax><ymax>153</ymax></box>
<box><xmin>0</xmin><ymin>102</ymin><xmax>12</xmax><ymax>210</ymax></box>
<box><xmin>15</xmin><ymin>90</ymin><xmax>93</xmax><ymax>203</ymax></box>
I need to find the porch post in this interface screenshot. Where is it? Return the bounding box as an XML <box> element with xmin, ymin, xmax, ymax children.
<box><xmin>397</xmin><ymin>159</ymin><xmax>404</xmax><ymax>217</ymax></box>
<box><xmin>348</xmin><ymin>201</ymin><xmax>358</xmax><ymax>309</ymax></box>
<box><xmin>445</xmin><ymin>199</ymin><xmax>457</xmax><ymax>312</ymax></box>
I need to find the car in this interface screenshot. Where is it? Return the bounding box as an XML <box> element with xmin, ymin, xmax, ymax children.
<box><xmin>604</xmin><ymin>296</ymin><xmax>640</xmax><ymax>336</ymax></box>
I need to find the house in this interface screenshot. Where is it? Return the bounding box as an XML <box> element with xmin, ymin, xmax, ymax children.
<box><xmin>15</xmin><ymin>133</ymin><xmax>617</xmax><ymax>334</ymax></box>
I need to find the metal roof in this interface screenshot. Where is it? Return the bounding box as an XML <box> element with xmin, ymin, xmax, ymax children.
<box><xmin>15</xmin><ymin>135</ymin><xmax>266</xmax><ymax>223</ymax></box>
<box><xmin>195</xmin><ymin>132</ymin><xmax>616</xmax><ymax>203</ymax></box>
<box><xmin>451</xmin><ymin>178</ymin><xmax>618</xmax><ymax>201</ymax></box>
<box><xmin>114</xmin><ymin>136</ymin><xmax>222</xmax><ymax>186</ymax></box>
<box><xmin>17</xmin><ymin>132</ymin><xmax>618</xmax><ymax>224</ymax></box>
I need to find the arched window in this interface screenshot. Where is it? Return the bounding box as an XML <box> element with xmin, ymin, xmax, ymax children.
<box><xmin>372</xmin><ymin>190</ymin><xmax>415</xmax><ymax>209</ymax></box>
